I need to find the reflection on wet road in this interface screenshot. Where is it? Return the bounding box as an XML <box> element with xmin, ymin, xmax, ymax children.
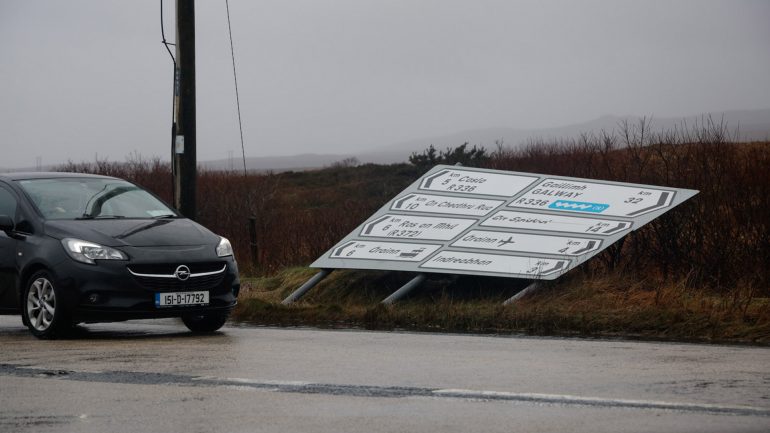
<box><xmin>1</xmin><ymin>317</ymin><xmax>769</xmax><ymax>433</ymax></box>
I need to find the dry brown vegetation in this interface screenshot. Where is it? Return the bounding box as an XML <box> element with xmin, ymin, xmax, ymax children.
<box><xmin>232</xmin><ymin>268</ymin><xmax>770</xmax><ymax>344</ymax></box>
<box><xmin>56</xmin><ymin>122</ymin><xmax>770</xmax><ymax>342</ymax></box>
<box><xmin>486</xmin><ymin>119</ymin><xmax>770</xmax><ymax>292</ymax></box>
<box><xmin>58</xmin><ymin>120</ymin><xmax>770</xmax><ymax>293</ymax></box>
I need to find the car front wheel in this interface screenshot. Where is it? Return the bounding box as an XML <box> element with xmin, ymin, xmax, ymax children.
<box><xmin>182</xmin><ymin>312</ymin><xmax>228</xmax><ymax>333</ymax></box>
<box><xmin>22</xmin><ymin>270</ymin><xmax>71</xmax><ymax>339</ymax></box>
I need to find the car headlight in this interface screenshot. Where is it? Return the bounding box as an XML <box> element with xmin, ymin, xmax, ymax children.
<box><xmin>62</xmin><ymin>238</ymin><xmax>128</xmax><ymax>265</ymax></box>
<box><xmin>216</xmin><ymin>237</ymin><xmax>233</xmax><ymax>257</ymax></box>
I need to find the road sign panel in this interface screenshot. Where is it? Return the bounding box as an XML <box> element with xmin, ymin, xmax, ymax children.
<box><xmin>420</xmin><ymin>251</ymin><xmax>569</xmax><ymax>277</ymax></box>
<box><xmin>451</xmin><ymin>230</ymin><xmax>601</xmax><ymax>256</ymax></box>
<box><xmin>481</xmin><ymin>210</ymin><xmax>632</xmax><ymax>236</ymax></box>
<box><xmin>419</xmin><ymin>168</ymin><xmax>537</xmax><ymax>197</ymax></box>
<box><xmin>510</xmin><ymin>179</ymin><xmax>676</xmax><ymax>217</ymax></box>
<box><xmin>360</xmin><ymin>214</ymin><xmax>476</xmax><ymax>241</ymax></box>
<box><xmin>329</xmin><ymin>240</ymin><xmax>441</xmax><ymax>262</ymax></box>
<box><xmin>311</xmin><ymin>165</ymin><xmax>698</xmax><ymax>280</ymax></box>
<box><xmin>391</xmin><ymin>193</ymin><xmax>504</xmax><ymax>216</ymax></box>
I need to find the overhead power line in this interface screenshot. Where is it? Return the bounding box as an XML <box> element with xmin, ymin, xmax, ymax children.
<box><xmin>225</xmin><ymin>0</ymin><xmax>248</xmax><ymax>177</ymax></box>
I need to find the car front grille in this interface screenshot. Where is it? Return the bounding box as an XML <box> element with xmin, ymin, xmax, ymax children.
<box><xmin>127</xmin><ymin>262</ymin><xmax>225</xmax><ymax>275</ymax></box>
<box><xmin>127</xmin><ymin>262</ymin><xmax>227</xmax><ymax>292</ymax></box>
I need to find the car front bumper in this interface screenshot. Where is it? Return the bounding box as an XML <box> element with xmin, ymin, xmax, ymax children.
<box><xmin>52</xmin><ymin>248</ymin><xmax>240</xmax><ymax>323</ymax></box>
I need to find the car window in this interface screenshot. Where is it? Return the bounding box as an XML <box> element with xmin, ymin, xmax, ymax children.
<box><xmin>0</xmin><ymin>186</ymin><xmax>17</xmax><ymax>222</ymax></box>
<box><xmin>17</xmin><ymin>178</ymin><xmax>176</xmax><ymax>220</ymax></box>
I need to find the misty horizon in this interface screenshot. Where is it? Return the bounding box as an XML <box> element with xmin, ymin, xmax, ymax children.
<box><xmin>2</xmin><ymin>0</ymin><xmax>769</xmax><ymax>169</ymax></box>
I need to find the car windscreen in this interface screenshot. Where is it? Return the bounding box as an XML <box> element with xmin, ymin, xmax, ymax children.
<box><xmin>17</xmin><ymin>178</ymin><xmax>177</xmax><ymax>220</ymax></box>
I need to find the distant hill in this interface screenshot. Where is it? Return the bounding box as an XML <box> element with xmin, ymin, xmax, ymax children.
<box><xmin>200</xmin><ymin>153</ymin><xmax>356</xmax><ymax>172</ymax></box>
<box><xmin>365</xmin><ymin>108</ymin><xmax>770</xmax><ymax>163</ymax></box>
<box><xmin>6</xmin><ymin>108</ymin><xmax>768</xmax><ymax>174</ymax></box>
<box><xmin>203</xmin><ymin>108</ymin><xmax>770</xmax><ymax>172</ymax></box>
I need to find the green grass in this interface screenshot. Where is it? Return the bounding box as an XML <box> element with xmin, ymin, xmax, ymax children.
<box><xmin>232</xmin><ymin>268</ymin><xmax>770</xmax><ymax>345</ymax></box>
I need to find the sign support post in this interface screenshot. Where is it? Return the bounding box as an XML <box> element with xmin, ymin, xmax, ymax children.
<box><xmin>502</xmin><ymin>281</ymin><xmax>541</xmax><ymax>305</ymax></box>
<box><xmin>381</xmin><ymin>273</ymin><xmax>427</xmax><ymax>305</ymax></box>
<box><xmin>282</xmin><ymin>269</ymin><xmax>333</xmax><ymax>305</ymax></box>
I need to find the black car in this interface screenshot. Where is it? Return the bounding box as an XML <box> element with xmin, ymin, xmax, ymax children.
<box><xmin>0</xmin><ymin>172</ymin><xmax>239</xmax><ymax>338</ymax></box>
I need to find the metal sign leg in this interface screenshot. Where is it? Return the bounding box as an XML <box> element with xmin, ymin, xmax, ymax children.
<box><xmin>281</xmin><ymin>269</ymin><xmax>333</xmax><ymax>305</ymax></box>
<box><xmin>382</xmin><ymin>273</ymin><xmax>427</xmax><ymax>305</ymax></box>
<box><xmin>502</xmin><ymin>281</ymin><xmax>541</xmax><ymax>305</ymax></box>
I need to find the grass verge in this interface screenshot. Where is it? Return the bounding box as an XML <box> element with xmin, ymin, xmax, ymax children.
<box><xmin>232</xmin><ymin>267</ymin><xmax>770</xmax><ymax>345</ymax></box>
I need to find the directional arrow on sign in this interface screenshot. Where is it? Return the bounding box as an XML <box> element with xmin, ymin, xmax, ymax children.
<box><xmin>481</xmin><ymin>211</ymin><xmax>632</xmax><ymax>236</ymax></box>
<box><xmin>421</xmin><ymin>170</ymin><xmax>449</xmax><ymax>189</ymax></box>
<box><xmin>419</xmin><ymin>168</ymin><xmax>538</xmax><ymax>197</ymax></box>
<box><xmin>393</xmin><ymin>194</ymin><xmax>416</xmax><ymax>209</ymax></box>
<box><xmin>362</xmin><ymin>216</ymin><xmax>392</xmax><ymax>235</ymax></box>
<box><xmin>330</xmin><ymin>240</ymin><xmax>441</xmax><ymax>262</ymax></box>
<box><xmin>391</xmin><ymin>193</ymin><xmax>503</xmax><ymax>216</ymax></box>
<box><xmin>601</xmin><ymin>222</ymin><xmax>632</xmax><ymax>235</ymax></box>
<box><xmin>333</xmin><ymin>241</ymin><xmax>357</xmax><ymax>256</ymax></box>
<box><xmin>626</xmin><ymin>191</ymin><xmax>672</xmax><ymax>216</ymax></box>
<box><xmin>539</xmin><ymin>259</ymin><xmax>566</xmax><ymax>275</ymax></box>
<box><xmin>421</xmin><ymin>251</ymin><xmax>570</xmax><ymax>279</ymax></box>
<box><xmin>511</xmin><ymin>179</ymin><xmax>677</xmax><ymax>217</ymax></box>
<box><xmin>571</xmin><ymin>240</ymin><xmax>598</xmax><ymax>255</ymax></box>
<box><xmin>451</xmin><ymin>230</ymin><xmax>602</xmax><ymax>256</ymax></box>
<box><xmin>360</xmin><ymin>214</ymin><xmax>476</xmax><ymax>241</ymax></box>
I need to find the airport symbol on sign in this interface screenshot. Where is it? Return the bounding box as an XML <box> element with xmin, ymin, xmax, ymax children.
<box><xmin>451</xmin><ymin>231</ymin><xmax>601</xmax><ymax>256</ymax></box>
<box><xmin>312</xmin><ymin>165</ymin><xmax>698</xmax><ymax>280</ymax></box>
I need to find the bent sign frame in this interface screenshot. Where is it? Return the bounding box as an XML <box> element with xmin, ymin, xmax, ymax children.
<box><xmin>311</xmin><ymin>165</ymin><xmax>698</xmax><ymax>280</ymax></box>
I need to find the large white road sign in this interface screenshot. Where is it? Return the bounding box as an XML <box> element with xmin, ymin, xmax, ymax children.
<box><xmin>312</xmin><ymin>165</ymin><xmax>698</xmax><ymax>280</ymax></box>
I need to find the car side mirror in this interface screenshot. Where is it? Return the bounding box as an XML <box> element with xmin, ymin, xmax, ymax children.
<box><xmin>0</xmin><ymin>214</ymin><xmax>14</xmax><ymax>233</ymax></box>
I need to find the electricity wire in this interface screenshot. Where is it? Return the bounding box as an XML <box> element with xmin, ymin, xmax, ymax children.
<box><xmin>160</xmin><ymin>1</ymin><xmax>249</xmax><ymax>191</ymax></box>
<box><xmin>225</xmin><ymin>0</ymin><xmax>249</xmax><ymax>178</ymax></box>
<box><xmin>160</xmin><ymin>0</ymin><xmax>178</xmax><ymax>198</ymax></box>
<box><xmin>225</xmin><ymin>0</ymin><xmax>259</xmax><ymax>268</ymax></box>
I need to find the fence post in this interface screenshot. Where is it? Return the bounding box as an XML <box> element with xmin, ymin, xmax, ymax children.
<box><xmin>248</xmin><ymin>216</ymin><xmax>258</xmax><ymax>269</ymax></box>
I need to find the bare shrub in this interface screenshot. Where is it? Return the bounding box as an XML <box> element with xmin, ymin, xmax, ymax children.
<box><xmin>54</xmin><ymin>121</ymin><xmax>769</xmax><ymax>292</ymax></box>
<box><xmin>488</xmin><ymin>119</ymin><xmax>769</xmax><ymax>290</ymax></box>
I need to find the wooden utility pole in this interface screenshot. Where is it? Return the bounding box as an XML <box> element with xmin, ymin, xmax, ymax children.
<box><xmin>173</xmin><ymin>0</ymin><xmax>197</xmax><ymax>219</ymax></box>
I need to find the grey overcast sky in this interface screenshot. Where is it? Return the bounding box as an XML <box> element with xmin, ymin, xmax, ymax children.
<box><xmin>1</xmin><ymin>0</ymin><xmax>769</xmax><ymax>168</ymax></box>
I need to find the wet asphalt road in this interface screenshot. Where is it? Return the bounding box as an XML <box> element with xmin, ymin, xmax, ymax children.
<box><xmin>1</xmin><ymin>316</ymin><xmax>769</xmax><ymax>433</ymax></box>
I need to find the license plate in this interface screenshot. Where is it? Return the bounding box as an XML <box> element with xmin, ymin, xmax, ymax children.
<box><xmin>155</xmin><ymin>291</ymin><xmax>209</xmax><ymax>307</ymax></box>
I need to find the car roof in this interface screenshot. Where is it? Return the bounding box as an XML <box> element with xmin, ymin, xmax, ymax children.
<box><xmin>0</xmin><ymin>172</ymin><xmax>120</xmax><ymax>182</ymax></box>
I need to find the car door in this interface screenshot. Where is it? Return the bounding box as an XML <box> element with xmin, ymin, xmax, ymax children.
<box><xmin>0</xmin><ymin>183</ymin><xmax>20</xmax><ymax>311</ymax></box>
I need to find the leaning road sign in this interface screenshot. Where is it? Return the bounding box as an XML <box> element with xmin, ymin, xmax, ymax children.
<box><xmin>311</xmin><ymin>165</ymin><xmax>698</xmax><ymax>280</ymax></box>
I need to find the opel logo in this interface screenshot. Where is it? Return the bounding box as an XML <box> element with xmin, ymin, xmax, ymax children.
<box><xmin>174</xmin><ymin>265</ymin><xmax>191</xmax><ymax>281</ymax></box>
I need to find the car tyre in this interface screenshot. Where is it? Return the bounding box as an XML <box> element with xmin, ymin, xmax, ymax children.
<box><xmin>22</xmin><ymin>270</ymin><xmax>71</xmax><ymax>339</ymax></box>
<box><xmin>182</xmin><ymin>313</ymin><xmax>228</xmax><ymax>333</ymax></box>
